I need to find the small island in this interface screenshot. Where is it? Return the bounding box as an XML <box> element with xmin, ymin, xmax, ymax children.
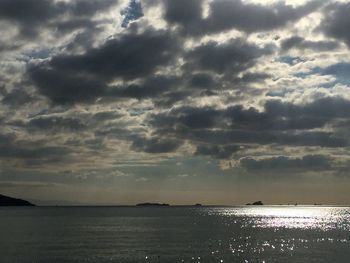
<box><xmin>136</xmin><ymin>202</ymin><xmax>170</xmax><ymax>207</ymax></box>
<box><xmin>246</xmin><ymin>201</ymin><xmax>264</xmax><ymax>206</ymax></box>
<box><xmin>0</xmin><ymin>194</ymin><xmax>35</xmax><ymax>206</ymax></box>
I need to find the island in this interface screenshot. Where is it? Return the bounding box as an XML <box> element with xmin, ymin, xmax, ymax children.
<box><xmin>0</xmin><ymin>194</ymin><xmax>35</xmax><ymax>206</ymax></box>
<box><xmin>246</xmin><ymin>201</ymin><xmax>264</xmax><ymax>206</ymax></box>
<box><xmin>136</xmin><ymin>202</ymin><xmax>170</xmax><ymax>207</ymax></box>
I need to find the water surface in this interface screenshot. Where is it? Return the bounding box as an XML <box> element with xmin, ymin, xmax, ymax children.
<box><xmin>0</xmin><ymin>206</ymin><xmax>349</xmax><ymax>262</ymax></box>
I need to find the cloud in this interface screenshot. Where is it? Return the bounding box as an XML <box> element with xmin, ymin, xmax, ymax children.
<box><xmin>239</xmin><ymin>155</ymin><xmax>332</xmax><ymax>171</ymax></box>
<box><xmin>149</xmin><ymin>97</ymin><xmax>350</xmax><ymax>154</ymax></box>
<box><xmin>184</xmin><ymin>38</ymin><xmax>272</xmax><ymax>75</ymax></box>
<box><xmin>1</xmin><ymin>88</ymin><xmax>33</xmax><ymax>106</ymax></box>
<box><xmin>195</xmin><ymin>144</ymin><xmax>240</xmax><ymax>159</ymax></box>
<box><xmin>321</xmin><ymin>2</ymin><xmax>350</xmax><ymax>48</ymax></box>
<box><xmin>0</xmin><ymin>0</ymin><xmax>118</xmax><ymax>38</ymax></box>
<box><xmin>130</xmin><ymin>135</ymin><xmax>182</xmax><ymax>153</ymax></box>
<box><xmin>0</xmin><ymin>132</ymin><xmax>70</xmax><ymax>161</ymax></box>
<box><xmin>163</xmin><ymin>0</ymin><xmax>324</xmax><ymax>35</ymax></box>
<box><xmin>29</xmin><ymin>27</ymin><xmax>179</xmax><ymax>104</ymax></box>
<box><xmin>163</xmin><ymin>0</ymin><xmax>202</xmax><ymax>28</ymax></box>
<box><xmin>106</xmin><ymin>75</ymin><xmax>181</xmax><ymax>100</ymax></box>
<box><xmin>281</xmin><ymin>36</ymin><xmax>339</xmax><ymax>52</ymax></box>
<box><xmin>28</xmin><ymin>116</ymin><xmax>86</xmax><ymax>131</ymax></box>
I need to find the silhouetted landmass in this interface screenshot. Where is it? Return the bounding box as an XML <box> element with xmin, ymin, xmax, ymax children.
<box><xmin>0</xmin><ymin>194</ymin><xmax>35</xmax><ymax>206</ymax></box>
<box><xmin>136</xmin><ymin>202</ymin><xmax>170</xmax><ymax>207</ymax></box>
<box><xmin>194</xmin><ymin>203</ymin><xmax>202</xmax><ymax>207</ymax></box>
<box><xmin>246</xmin><ymin>201</ymin><xmax>264</xmax><ymax>205</ymax></box>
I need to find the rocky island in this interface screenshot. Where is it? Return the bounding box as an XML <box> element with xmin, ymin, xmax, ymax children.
<box><xmin>136</xmin><ymin>202</ymin><xmax>170</xmax><ymax>207</ymax></box>
<box><xmin>0</xmin><ymin>194</ymin><xmax>35</xmax><ymax>206</ymax></box>
<box><xmin>246</xmin><ymin>201</ymin><xmax>264</xmax><ymax>205</ymax></box>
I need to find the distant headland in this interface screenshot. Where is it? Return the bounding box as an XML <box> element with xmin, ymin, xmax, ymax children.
<box><xmin>136</xmin><ymin>202</ymin><xmax>170</xmax><ymax>207</ymax></box>
<box><xmin>246</xmin><ymin>201</ymin><xmax>264</xmax><ymax>206</ymax></box>
<box><xmin>0</xmin><ymin>194</ymin><xmax>35</xmax><ymax>206</ymax></box>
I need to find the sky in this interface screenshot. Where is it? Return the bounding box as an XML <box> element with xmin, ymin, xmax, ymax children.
<box><xmin>1</xmin><ymin>0</ymin><xmax>350</xmax><ymax>205</ymax></box>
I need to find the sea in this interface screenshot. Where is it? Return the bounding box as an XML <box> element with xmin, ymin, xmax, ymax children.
<box><xmin>0</xmin><ymin>206</ymin><xmax>349</xmax><ymax>262</ymax></box>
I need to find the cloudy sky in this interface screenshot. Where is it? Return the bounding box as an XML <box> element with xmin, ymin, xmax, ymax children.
<box><xmin>1</xmin><ymin>0</ymin><xmax>350</xmax><ymax>205</ymax></box>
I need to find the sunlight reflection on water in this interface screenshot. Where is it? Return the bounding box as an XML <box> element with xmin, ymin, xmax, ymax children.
<box><xmin>210</xmin><ymin>206</ymin><xmax>350</xmax><ymax>230</ymax></box>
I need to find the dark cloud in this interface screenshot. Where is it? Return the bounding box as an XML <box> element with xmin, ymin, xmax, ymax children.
<box><xmin>188</xmin><ymin>129</ymin><xmax>346</xmax><ymax>148</ymax></box>
<box><xmin>49</xmin><ymin>29</ymin><xmax>177</xmax><ymax>80</ymax></box>
<box><xmin>69</xmin><ymin>0</ymin><xmax>118</xmax><ymax>17</ymax></box>
<box><xmin>240</xmin><ymin>155</ymin><xmax>332</xmax><ymax>171</ymax></box>
<box><xmin>53</xmin><ymin>18</ymin><xmax>98</xmax><ymax>35</ymax></box>
<box><xmin>195</xmin><ymin>144</ymin><xmax>240</xmax><ymax>159</ymax></box>
<box><xmin>1</xmin><ymin>88</ymin><xmax>32</xmax><ymax>106</ymax></box>
<box><xmin>265</xmin><ymin>97</ymin><xmax>350</xmax><ymax>119</ymax></box>
<box><xmin>92</xmin><ymin>111</ymin><xmax>123</xmax><ymax>121</ymax></box>
<box><xmin>321</xmin><ymin>2</ymin><xmax>350</xmax><ymax>47</ymax></box>
<box><xmin>184</xmin><ymin>39</ymin><xmax>272</xmax><ymax>75</ymax></box>
<box><xmin>0</xmin><ymin>132</ymin><xmax>70</xmax><ymax>161</ymax></box>
<box><xmin>151</xmin><ymin>106</ymin><xmax>222</xmax><ymax>131</ymax></box>
<box><xmin>106</xmin><ymin>75</ymin><xmax>181</xmax><ymax>100</ymax></box>
<box><xmin>163</xmin><ymin>0</ymin><xmax>202</xmax><ymax>27</ymax></box>
<box><xmin>281</xmin><ymin>36</ymin><xmax>339</xmax><ymax>51</ymax></box>
<box><xmin>189</xmin><ymin>73</ymin><xmax>216</xmax><ymax>89</ymax></box>
<box><xmin>28</xmin><ymin>63</ymin><xmax>106</xmax><ymax>104</ymax></box>
<box><xmin>235</xmin><ymin>72</ymin><xmax>272</xmax><ymax>84</ymax></box>
<box><xmin>0</xmin><ymin>0</ymin><xmax>118</xmax><ymax>38</ymax></box>
<box><xmin>0</xmin><ymin>0</ymin><xmax>64</xmax><ymax>37</ymax></box>
<box><xmin>206</xmin><ymin>0</ymin><xmax>322</xmax><ymax>34</ymax></box>
<box><xmin>131</xmin><ymin>135</ymin><xmax>182</xmax><ymax>153</ymax></box>
<box><xmin>163</xmin><ymin>0</ymin><xmax>324</xmax><ymax>35</ymax></box>
<box><xmin>28</xmin><ymin>116</ymin><xmax>86</xmax><ymax>131</ymax></box>
<box><xmin>149</xmin><ymin>97</ymin><xmax>350</xmax><ymax>155</ymax></box>
<box><xmin>29</xmin><ymin>28</ymin><xmax>178</xmax><ymax>104</ymax></box>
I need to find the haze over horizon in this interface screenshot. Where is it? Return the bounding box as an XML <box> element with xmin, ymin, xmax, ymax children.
<box><xmin>1</xmin><ymin>0</ymin><xmax>350</xmax><ymax>205</ymax></box>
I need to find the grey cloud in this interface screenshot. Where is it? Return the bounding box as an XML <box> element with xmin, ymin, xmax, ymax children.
<box><xmin>92</xmin><ymin>111</ymin><xmax>123</xmax><ymax>121</ymax></box>
<box><xmin>29</xmin><ymin>28</ymin><xmax>178</xmax><ymax>104</ymax></box>
<box><xmin>265</xmin><ymin>97</ymin><xmax>350</xmax><ymax>119</ymax></box>
<box><xmin>28</xmin><ymin>116</ymin><xmax>86</xmax><ymax>131</ymax></box>
<box><xmin>1</xmin><ymin>88</ymin><xmax>33</xmax><ymax>106</ymax></box>
<box><xmin>0</xmin><ymin>133</ymin><xmax>70</xmax><ymax>161</ymax></box>
<box><xmin>195</xmin><ymin>144</ymin><xmax>240</xmax><ymax>159</ymax></box>
<box><xmin>0</xmin><ymin>0</ymin><xmax>64</xmax><ymax>37</ymax></box>
<box><xmin>106</xmin><ymin>75</ymin><xmax>181</xmax><ymax>100</ymax></box>
<box><xmin>189</xmin><ymin>129</ymin><xmax>345</xmax><ymax>148</ymax></box>
<box><xmin>163</xmin><ymin>0</ymin><xmax>202</xmax><ymax>27</ymax></box>
<box><xmin>240</xmin><ymin>155</ymin><xmax>332</xmax><ymax>171</ymax></box>
<box><xmin>149</xmin><ymin>97</ymin><xmax>349</xmax><ymax>155</ymax></box>
<box><xmin>0</xmin><ymin>0</ymin><xmax>118</xmax><ymax>38</ymax></box>
<box><xmin>151</xmin><ymin>106</ymin><xmax>222</xmax><ymax>131</ymax></box>
<box><xmin>0</xmin><ymin>144</ymin><xmax>69</xmax><ymax>160</ymax></box>
<box><xmin>236</xmin><ymin>72</ymin><xmax>271</xmax><ymax>84</ymax></box>
<box><xmin>281</xmin><ymin>36</ymin><xmax>340</xmax><ymax>51</ymax></box>
<box><xmin>163</xmin><ymin>0</ymin><xmax>324</xmax><ymax>35</ymax></box>
<box><xmin>69</xmin><ymin>0</ymin><xmax>118</xmax><ymax>17</ymax></box>
<box><xmin>184</xmin><ymin>39</ymin><xmax>272</xmax><ymax>75</ymax></box>
<box><xmin>189</xmin><ymin>73</ymin><xmax>216</xmax><ymax>89</ymax></box>
<box><xmin>28</xmin><ymin>64</ymin><xmax>106</xmax><ymax>104</ymax></box>
<box><xmin>131</xmin><ymin>135</ymin><xmax>182</xmax><ymax>153</ymax></box>
<box><xmin>321</xmin><ymin>2</ymin><xmax>350</xmax><ymax>47</ymax></box>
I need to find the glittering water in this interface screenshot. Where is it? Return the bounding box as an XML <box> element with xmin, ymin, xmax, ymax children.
<box><xmin>0</xmin><ymin>206</ymin><xmax>349</xmax><ymax>262</ymax></box>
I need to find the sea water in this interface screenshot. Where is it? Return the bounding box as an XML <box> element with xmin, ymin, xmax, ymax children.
<box><xmin>0</xmin><ymin>206</ymin><xmax>349</xmax><ymax>262</ymax></box>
